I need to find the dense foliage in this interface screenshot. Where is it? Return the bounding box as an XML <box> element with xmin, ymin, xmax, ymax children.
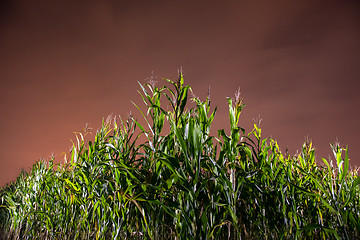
<box><xmin>1</xmin><ymin>72</ymin><xmax>359</xmax><ymax>239</ymax></box>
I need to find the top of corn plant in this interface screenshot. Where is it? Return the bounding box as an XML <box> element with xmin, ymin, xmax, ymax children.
<box><xmin>1</xmin><ymin>70</ymin><xmax>360</xmax><ymax>240</ymax></box>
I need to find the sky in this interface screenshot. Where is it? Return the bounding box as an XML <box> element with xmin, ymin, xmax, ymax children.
<box><xmin>0</xmin><ymin>0</ymin><xmax>359</xmax><ymax>186</ymax></box>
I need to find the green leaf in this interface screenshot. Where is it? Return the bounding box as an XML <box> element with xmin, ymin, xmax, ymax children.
<box><xmin>345</xmin><ymin>176</ymin><xmax>360</xmax><ymax>206</ymax></box>
<box><xmin>166</xmin><ymin>173</ymin><xmax>179</xmax><ymax>189</ymax></box>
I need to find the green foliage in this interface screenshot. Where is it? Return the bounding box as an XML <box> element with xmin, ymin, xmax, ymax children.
<box><xmin>1</xmin><ymin>71</ymin><xmax>359</xmax><ymax>239</ymax></box>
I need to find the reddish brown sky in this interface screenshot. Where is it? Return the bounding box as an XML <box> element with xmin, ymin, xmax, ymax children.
<box><xmin>1</xmin><ymin>0</ymin><xmax>359</xmax><ymax>186</ymax></box>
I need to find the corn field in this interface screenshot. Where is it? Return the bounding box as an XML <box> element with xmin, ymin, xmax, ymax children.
<box><xmin>1</xmin><ymin>72</ymin><xmax>359</xmax><ymax>239</ymax></box>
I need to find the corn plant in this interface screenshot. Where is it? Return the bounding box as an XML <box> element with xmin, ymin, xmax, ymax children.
<box><xmin>1</xmin><ymin>71</ymin><xmax>359</xmax><ymax>239</ymax></box>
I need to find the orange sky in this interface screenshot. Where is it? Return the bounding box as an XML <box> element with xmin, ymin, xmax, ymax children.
<box><xmin>1</xmin><ymin>0</ymin><xmax>359</xmax><ymax>186</ymax></box>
